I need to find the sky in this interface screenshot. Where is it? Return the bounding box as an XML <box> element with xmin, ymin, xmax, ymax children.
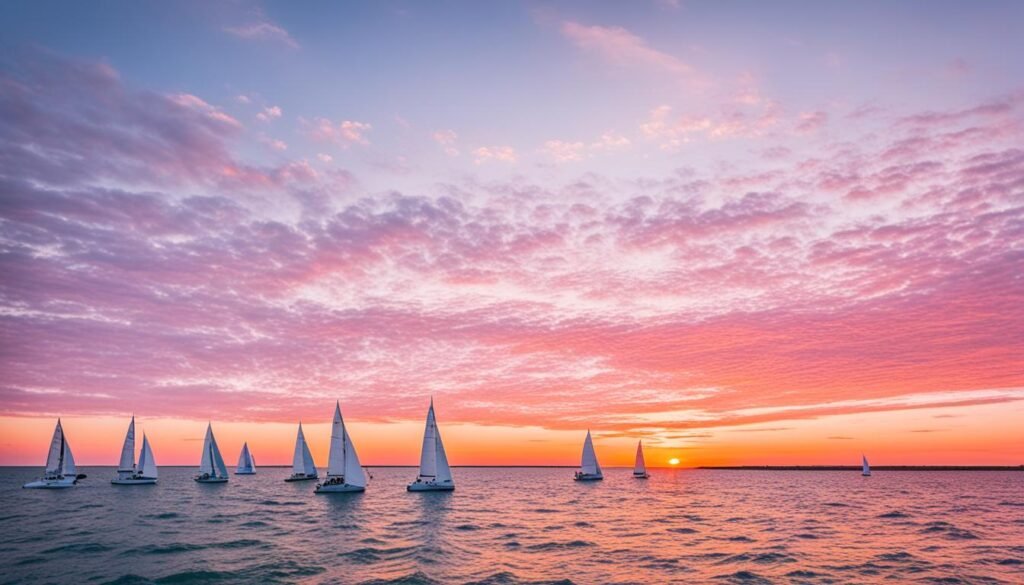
<box><xmin>0</xmin><ymin>0</ymin><xmax>1022</xmax><ymax>468</ymax></box>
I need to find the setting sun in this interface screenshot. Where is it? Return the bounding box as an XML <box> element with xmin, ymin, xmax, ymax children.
<box><xmin>669</xmin><ymin>458</ymin><xmax>680</xmax><ymax>466</ymax></box>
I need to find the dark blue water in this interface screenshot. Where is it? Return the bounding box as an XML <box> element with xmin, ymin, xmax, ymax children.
<box><xmin>0</xmin><ymin>467</ymin><xmax>1021</xmax><ymax>584</ymax></box>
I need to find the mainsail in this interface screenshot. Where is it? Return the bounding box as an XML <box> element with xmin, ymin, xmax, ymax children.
<box><xmin>237</xmin><ymin>442</ymin><xmax>255</xmax><ymax>473</ymax></box>
<box><xmin>415</xmin><ymin>399</ymin><xmax>452</xmax><ymax>484</ymax></box>
<box><xmin>292</xmin><ymin>423</ymin><xmax>317</xmax><ymax>476</ymax></box>
<box><xmin>580</xmin><ymin>430</ymin><xmax>601</xmax><ymax>476</ymax></box>
<box><xmin>199</xmin><ymin>423</ymin><xmax>228</xmax><ymax>478</ymax></box>
<box><xmin>118</xmin><ymin>416</ymin><xmax>136</xmax><ymax>473</ymax></box>
<box><xmin>326</xmin><ymin>402</ymin><xmax>367</xmax><ymax>487</ymax></box>
<box><xmin>44</xmin><ymin>419</ymin><xmax>75</xmax><ymax>477</ymax></box>
<box><xmin>138</xmin><ymin>434</ymin><xmax>158</xmax><ymax>479</ymax></box>
<box><xmin>862</xmin><ymin>455</ymin><xmax>871</xmax><ymax>476</ymax></box>
<box><xmin>633</xmin><ymin>440</ymin><xmax>647</xmax><ymax>475</ymax></box>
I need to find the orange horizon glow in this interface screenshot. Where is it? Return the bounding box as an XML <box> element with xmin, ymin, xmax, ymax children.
<box><xmin>2</xmin><ymin>399</ymin><xmax>1021</xmax><ymax>468</ymax></box>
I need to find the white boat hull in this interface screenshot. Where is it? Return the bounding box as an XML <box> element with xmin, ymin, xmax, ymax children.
<box><xmin>574</xmin><ymin>473</ymin><xmax>603</xmax><ymax>481</ymax></box>
<box><xmin>112</xmin><ymin>477</ymin><xmax>157</xmax><ymax>485</ymax></box>
<box><xmin>285</xmin><ymin>474</ymin><xmax>318</xmax><ymax>482</ymax></box>
<box><xmin>407</xmin><ymin>480</ymin><xmax>455</xmax><ymax>491</ymax></box>
<box><xmin>23</xmin><ymin>477</ymin><xmax>78</xmax><ymax>489</ymax></box>
<box><xmin>315</xmin><ymin>482</ymin><xmax>365</xmax><ymax>493</ymax></box>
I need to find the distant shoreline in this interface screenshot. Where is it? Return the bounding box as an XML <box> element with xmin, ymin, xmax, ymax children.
<box><xmin>699</xmin><ymin>465</ymin><xmax>1024</xmax><ymax>471</ymax></box>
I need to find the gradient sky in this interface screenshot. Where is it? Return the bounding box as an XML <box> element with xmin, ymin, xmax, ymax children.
<box><xmin>1</xmin><ymin>1</ymin><xmax>1022</xmax><ymax>468</ymax></box>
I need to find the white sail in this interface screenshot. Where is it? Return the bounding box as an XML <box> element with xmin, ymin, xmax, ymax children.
<box><xmin>343</xmin><ymin>425</ymin><xmax>367</xmax><ymax>487</ymax></box>
<box><xmin>45</xmin><ymin>419</ymin><xmax>65</xmax><ymax>475</ymax></box>
<box><xmin>862</xmin><ymin>455</ymin><xmax>871</xmax><ymax>476</ymax></box>
<box><xmin>633</xmin><ymin>440</ymin><xmax>647</xmax><ymax>475</ymax></box>
<box><xmin>199</xmin><ymin>424</ymin><xmax>214</xmax><ymax>474</ymax></box>
<box><xmin>330</xmin><ymin>402</ymin><xmax>367</xmax><ymax>487</ymax></box>
<box><xmin>580</xmin><ymin>430</ymin><xmax>601</xmax><ymax>476</ymax></box>
<box><xmin>292</xmin><ymin>423</ymin><xmax>317</xmax><ymax>476</ymax></box>
<box><xmin>63</xmin><ymin>439</ymin><xmax>77</xmax><ymax>476</ymax></box>
<box><xmin>236</xmin><ymin>442</ymin><xmax>255</xmax><ymax>473</ymax></box>
<box><xmin>118</xmin><ymin>416</ymin><xmax>136</xmax><ymax>472</ymax></box>
<box><xmin>42</xmin><ymin>419</ymin><xmax>76</xmax><ymax>477</ymax></box>
<box><xmin>433</xmin><ymin>406</ymin><xmax>452</xmax><ymax>484</ymax></box>
<box><xmin>199</xmin><ymin>423</ymin><xmax>228</xmax><ymax>478</ymax></box>
<box><xmin>138</xmin><ymin>434</ymin><xmax>158</xmax><ymax>478</ymax></box>
<box><xmin>416</xmin><ymin>401</ymin><xmax>439</xmax><ymax>480</ymax></box>
<box><xmin>212</xmin><ymin>430</ymin><xmax>228</xmax><ymax>477</ymax></box>
<box><xmin>327</xmin><ymin>403</ymin><xmax>346</xmax><ymax>477</ymax></box>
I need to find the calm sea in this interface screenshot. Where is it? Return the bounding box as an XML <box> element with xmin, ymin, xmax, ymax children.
<box><xmin>0</xmin><ymin>467</ymin><xmax>1021</xmax><ymax>584</ymax></box>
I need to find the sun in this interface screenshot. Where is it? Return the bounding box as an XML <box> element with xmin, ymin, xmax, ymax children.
<box><xmin>669</xmin><ymin>458</ymin><xmax>680</xmax><ymax>466</ymax></box>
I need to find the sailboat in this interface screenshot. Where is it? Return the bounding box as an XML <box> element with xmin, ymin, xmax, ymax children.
<box><xmin>235</xmin><ymin>442</ymin><xmax>256</xmax><ymax>475</ymax></box>
<box><xmin>862</xmin><ymin>454</ymin><xmax>872</xmax><ymax>477</ymax></box>
<box><xmin>285</xmin><ymin>422</ymin><xmax>318</xmax><ymax>482</ymax></box>
<box><xmin>573</xmin><ymin>430</ymin><xmax>603</xmax><ymax>481</ymax></box>
<box><xmin>194</xmin><ymin>423</ymin><xmax>229</xmax><ymax>483</ymax></box>
<box><xmin>315</xmin><ymin>402</ymin><xmax>367</xmax><ymax>493</ymax></box>
<box><xmin>23</xmin><ymin>419</ymin><xmax>86</xmax><ymax>489</ymax></box>
<box><xmin>407</xmin><ymin>398</ymin><xmax>454</xmax><ymax>491</ymax></box>
<box><xmin>633</xmin><ymin>440</ymin><xmax>649</xmax><ymax>479</ymax></box>
<box><xmin>111</xmin><ymin>416</ymin><xmax>158</xmax><ymax>485</ymax></box>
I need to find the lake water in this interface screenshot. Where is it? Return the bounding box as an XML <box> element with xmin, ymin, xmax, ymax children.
<box><xmin>1</xmin><ymin>467</ymin><xmax>1021</xmax><ymax>584</ymax></box>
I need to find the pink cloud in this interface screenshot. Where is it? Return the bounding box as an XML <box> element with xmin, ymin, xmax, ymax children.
<box><xmin>256</xmin><ymin>105</ymin><xmax>282</xmax><ymax>122</ymax></box>
<box><xmin>224</xmin><ymin>21</ymin><xmax>299</xmax><ymax>49</ymax></box>
<box><xmin>308</xmin><ymin>117</ymin><xmax>372</xmax><ymax>146</ymax></box>
<box><xmin>795</xmin><ymin>111</ymin><xmax>828</xmax><ymax>134</ymax></box>
<box><xmin>432</xmin><ymin>129</ymin><xmax>459</xmax><ymax>156</ymax></box>
<box><xmin>561</xmin><ymin>21</ymin><xmax>693</xmax><ymax>77</ymax></box>
<box><xmin>541</xmin><ymin>140</ymin><xmax>586</xmax><ymax>162</ymax></box>
<box><xmin>473</xmin><ymin>145</ymin><xmax>517</xmax><ymax>164</ymax></box>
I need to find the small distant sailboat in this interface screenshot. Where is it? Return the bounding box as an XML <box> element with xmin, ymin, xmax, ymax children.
<box><xmin>235</xmin><ymin>442</ymin><xmax>256</xmax><ymax>475</ymax></box>
<box><xmin>194</xmin><ymin>423</ymin><xmax>229</xmax><ymax>483</ymax></box>
<box><xmin>573</xmin><ymin>430</ymin><xmax>603</xmax><ymax>481</ymax></box>
<box><xmin>23</xmin><ymin>419</ymin><xmax>86</xmax><ymax>489</ymax></box>
<box><xmin>285</xmin><ymin>422</ymin><xmax>318</xmax><ymax>482</ymax></box>
<box><xmin>315</xmin><ymin>402</ymin><xmax>367</xmax><ymax>493</ymax></box>
<box><xmin>633</xmin><ymin>440</ymin><xmax>649</xmax><ymax>479</ymax></box>
<box><xmin>111</xmin><ymin>416</ymin><xmax>158</xmax><ymax>485</ymax></box>
<box><xmin>862</xmin><ymin>454</ymin><xmax>872</xmax><ymax>477</ymax></box>
<box><xmin>408</xmin><ymin>398</ymin><xmax>454</xmax><ymax>491</ymax></box>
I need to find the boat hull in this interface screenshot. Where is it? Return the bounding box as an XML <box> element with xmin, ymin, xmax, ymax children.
<box><xmin>23</xmin><ymin>477</ymin><xmax>77</xmax><ymax>489</ymax></box>
<box><xmin>407</xmin><ymin>481</ymin><xmax>455</xmax><ymax>492</ymax></box>
<box><xmin>862</xmin><ymin>472</ymin><xmax>872</xmax><ymax>477</ymax></box>
<box><xmin>574</xmin><ymin>473</ymin><xmax>603</xmax><ymax>481</ymax></box>
<box><xmin>315</xmin><ymin>483</ymin><xmax>365</xmax><ymax>493</ymax></box>
<box><xmin>194</xmin><ymin>477</ymin><xmax>228</xmax><ymax>483</ymax></box>
<box><xmin>284</xmin><ymin>475</ymin><xmax>318</xmax><ymax>482</ymax></box>
<box><xmin>633</xmin><ymin>473</ymin><xmax>650</xmax><ymax>479</ymax></box>
<box><xmin>111</xmin><ymin>478</ymin><xmax>157</xmax><ymax>485</ymax></box>
<box><xmin>234</xmin><ymin>471</ymin><xmax>256</xmax><ymax>475</ymax></box>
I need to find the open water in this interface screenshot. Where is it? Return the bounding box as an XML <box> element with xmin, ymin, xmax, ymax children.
<box><xmin>0</xmin><ymin>467</ymin><xmax>1021</xmax><ymax>584</ymax></box>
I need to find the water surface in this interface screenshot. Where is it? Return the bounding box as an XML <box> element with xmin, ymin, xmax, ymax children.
<box><xmin>0</xmin><ymin>467</ymin><xmax>1021</xmax><ymax>584</ymax></box>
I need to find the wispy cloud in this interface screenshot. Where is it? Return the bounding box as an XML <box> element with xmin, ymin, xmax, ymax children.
<box><xmin>473</xmin><ymin>145</ymin><xmax>517</xmax><ymax>164</ymax></box>
<box><xmin>307</xmin><ymin>117</ymin><xmax>372</xmax><ymax>146</ymax></box>
<box><xmin>256</xmin><ymin>105</ymin><xmax>282</xmax><ymax>122</ymax></box>
<box><xmin>561</xmin><ymin>21</ymin><xmax>692</xmax><ymax>77</ymax></box>
<box><xmin>224</xmin><ymin>20</ymin><xmax>299</xmax><ymax>49</ymax></box>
